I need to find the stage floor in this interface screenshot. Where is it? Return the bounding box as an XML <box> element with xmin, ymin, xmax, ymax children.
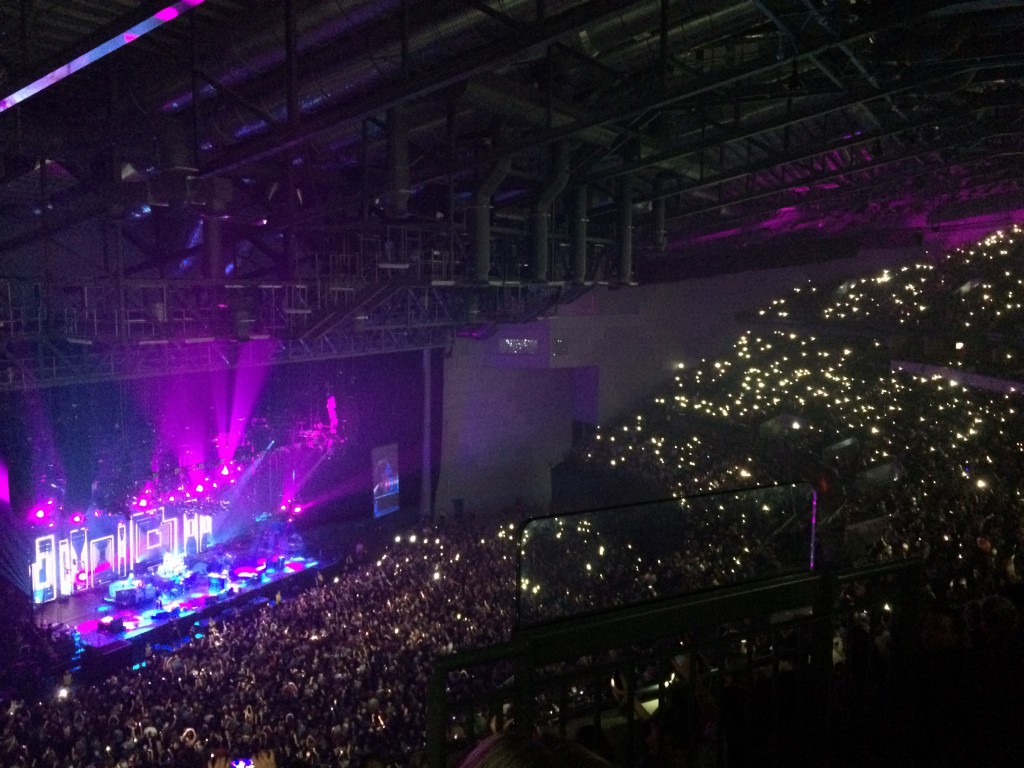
<box><xmin>37</xmin><ymin>549</ymin><xmax>320</xmax><ymax>654</ymax></box>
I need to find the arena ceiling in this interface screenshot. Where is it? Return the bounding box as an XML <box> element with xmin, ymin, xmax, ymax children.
<box><xmin>0</xmin><ymin>0</ymin><xmax>1023</xmax><ymax>331</ymax></box>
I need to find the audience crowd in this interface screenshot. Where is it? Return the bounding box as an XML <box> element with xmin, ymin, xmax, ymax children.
<box><xmin>4</xmin><ymin>226</ymin><xmax>1024</xmax><ymax>767</ymax></box>
<box><xmin>1</xmin><ymin>522</ymin><xmax>520</xmax><ymax>768</ymax></box>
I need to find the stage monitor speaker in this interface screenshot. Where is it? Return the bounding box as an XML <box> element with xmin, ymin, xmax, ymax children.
<box><xmin>99</xmin><ymin>616</ymin><xmax>125</xmax><ymax>633</ymax></box>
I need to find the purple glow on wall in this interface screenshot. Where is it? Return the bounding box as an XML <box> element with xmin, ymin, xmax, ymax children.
<box><xmin>925</xmin><ymin>209</ymin><xmax>1024</xmax><ymax>253</ymax></box>
<box><xmin>691</xmin><ymin>226</ymin><xmax>742</xmax><ymax>244</ymax></box>
<box><xmin>754</xmin><ymin>205</ymin><xmax>802</xmax><ymax>233</ymax></box>
<box><xmin>139</xmin><ymin>373</ymin><xmax>214</xmax><ymax>476</ymax></box>
<box><xmin>22</xmin><ymin>391</ymin><xmax>66</xmax><ymax>516</ymax></box>
<box><xmin>291</xmin><ymin>474</ymin><xmax>366</xmax><ymax>514</ymax></box>
<box><xmin>0</xmin><ymin>460</ymin><xmax>8</xmax><ymax>505</ymax></box>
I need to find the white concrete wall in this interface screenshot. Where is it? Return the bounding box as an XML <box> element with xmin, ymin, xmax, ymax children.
<box><xmin>434</xmin><ymin>344</ymin><xmax>574</xmax><ymax>518</ymax></box>
<box><xmin>435</xmin><ymin>246</ymin><xmax>920</xmax><ymax>518</ymax></box>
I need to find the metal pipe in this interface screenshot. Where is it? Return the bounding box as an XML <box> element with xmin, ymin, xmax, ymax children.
<box><xmin>571</xmin><ymin>184</ymin><xmax>588</xmax><ymax>283</ymax></box>
<box><xmin>653</xmin><ymin>174</ymin><xmax>667</xmax><ymax>251</ymax></box>
<box><xmin>420</xmin><ymin>347</ymin><xmax>432</xmax><ymax>522</ymax></box>
<box><xmin>618</xmin><ymin>175</ymin><xmax>633</xmax><ymax>283</ymax></box>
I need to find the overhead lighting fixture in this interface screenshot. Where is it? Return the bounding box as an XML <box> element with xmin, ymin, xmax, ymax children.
<box><xmin>0</xmin><ymin>1</ymin><xmax>206</xmax><ymax>114</ymax></box>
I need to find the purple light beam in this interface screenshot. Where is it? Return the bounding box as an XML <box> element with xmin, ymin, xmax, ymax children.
<box><xmin>0</xmin><ymin>1</ymin><xmax>206</xmax><ymax>114</ymax></box>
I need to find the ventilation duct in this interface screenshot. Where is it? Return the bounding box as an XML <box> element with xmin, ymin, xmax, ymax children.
<box><xmin>159</xmin><ymin>0</ymin><xmax>401</xmax><ymax>113</ymax></box>
<box><xmin>472</xmin><ymin>157</ymin><xmax>513</xmax><ymax>282</ymax></box>
<box><xmin>531</xmin><ymin>143</ymin><xmax>572</xmax><ymax>283</ymax></box>
<box><xmin>464</xmin><ymin>75</ymin><xmax>621</xmax><ymax>149</ymax></box>
<box><xmin>199</xmin><ymin>0</ymin><xmax>551</xmax><ymax>148</ymax></box>
<box><xmin>203</xmin><ymin>212</ymin><xmax>224</xmax><ymax>279</ymax></box>
<box><xmin>565</xmin><ymin>1</ymin><xmax>762</xmax><ymax>86</ymax></box>
<box><xmin>386</xmin><ymin>105</ymin><xmax>410</xmax><ymax>219</ymax></box>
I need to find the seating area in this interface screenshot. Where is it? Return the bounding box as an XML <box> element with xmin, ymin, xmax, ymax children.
<box><xmin>4</xmin><ymin>228</ymin><xmax>1024</xmax><ymax>767</ymax></box>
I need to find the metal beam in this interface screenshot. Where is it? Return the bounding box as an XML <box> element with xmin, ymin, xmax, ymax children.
<box><xmin>577</xmin><ymin>61</ymin><xmax>1024</xmax><ymax>186</ymax></box>
<box><xmin>662</xmin><ymin>122</ymin><xmax>1023</xmax><ymax>225</ymax></box>
<box><xmin>199</xmin><ymin>0</ymin><xmax>655</xmax><ymax>177</ymax></box>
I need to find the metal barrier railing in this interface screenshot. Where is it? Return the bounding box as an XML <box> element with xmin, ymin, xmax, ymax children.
<box><xmin>428</xmin><ymin>559</ymin><xmax>924</xmax><ymax>768</ymax></box>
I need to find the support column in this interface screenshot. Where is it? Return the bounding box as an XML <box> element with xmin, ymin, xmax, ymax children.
<box><xmin>420</xmin><ymin>347</ymin><xmax>433</xmax><ymax>521</ymax></box>
<box><xmin>653</xmin><ymin>198</ymin><xmax>666</xmax><ymax>252</ymax></box>
<box><xmin>571</xmin><ymin>184</ymin><xmax>588</xmax><ymax>283</ymax></box>
<box><xmin>284</xmin><ymin>0</ymin><xmax>299</xmax><ymax>278</ymax></box>
<box><xmin>204</xmin><ymin>212</ymin><xmax>224</xmax><ymax>279</ymax></box>
<box><xmin>618</xmin><ymin>175</ymin><xmax>634</xmax><ymax>284</ymax></box>
<box><xmin>387</xmin><ymin>105</ymin><xmax>410</xmax><ymax>219</ymax></box>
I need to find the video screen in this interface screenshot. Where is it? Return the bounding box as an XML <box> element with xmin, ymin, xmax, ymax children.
<box><xmin>371</xmin><ymin>444</ymin><xmax>400</xmax><ymax>518</ymax></box>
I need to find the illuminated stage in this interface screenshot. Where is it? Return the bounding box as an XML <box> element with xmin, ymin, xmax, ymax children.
<box><xmin>7</xmin><ymin>356</ymin><xmax>416</xmax><ymax>684</ymax></box>
<box><xmin>35</xmin><ymin>530</ymin><xmax>322</xmax><ymax>677</ymax></box>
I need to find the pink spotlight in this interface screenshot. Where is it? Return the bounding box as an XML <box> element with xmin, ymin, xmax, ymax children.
<box><xmin>34</xmin><ymin>509</ymin><xmax>45</xmax><ymax>520</ymax></box>
<box><xmin>123</xmin><ymin>33</ymin><xmax>138</xmax><ymax>43</ymax></box>
<box><xmin>71</xmin><ymin>513</ymin><xmax>84</xmax><ymax>524</ymax></box>
<box><xmin>293</xmin><ymin>505</ymin><xmax>302</xmax><ymax>514</ymax></box>
<box><xmin>221</xmin><ymin>466</ymin><xmax>230</xmax><ymax>476</ymax></box>
<box><xmin>138</xmin><ymin>498</ymin><xmax>148</xmax><ymax>508</ymax></box>
<box><xmin>155</xmin><ymin>7</ymin><xmax>180</xmax><ymax>22</ymax></box>
<box><xmin>195</xmin><ymin>484</ymin><xmax>204</xmax><ymax>493</ymax></box>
